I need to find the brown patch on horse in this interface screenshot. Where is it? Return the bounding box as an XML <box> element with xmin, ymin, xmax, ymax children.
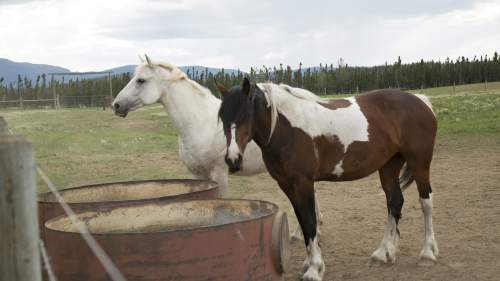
<box><xmin>318</xmin><ymin>99</ymin><xmax>351</xmax><ymax>110</ymax></box>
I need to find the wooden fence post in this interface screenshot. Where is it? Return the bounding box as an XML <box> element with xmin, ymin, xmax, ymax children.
<box><xmin>0</xmin><ymin>116</ymin><xmax>7</xmax><ymax>134</ymax></box>
<box><xmin>0</xmin><ymin>135</ymin><xmax>41</xmax><ymax>281</ymax></box>
<box><xmin>51</xmin><ymin>74</ymin><xmax>56</xmax><ymax>109</ymax></box>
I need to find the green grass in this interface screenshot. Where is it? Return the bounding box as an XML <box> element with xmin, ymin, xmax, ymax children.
<box><xmin>409</xmin><ymin>81</ymin><xmax>500</xmax><ymax>96</ymax></box>
<box><xmin>1</xmin><ymin>81</ymin><xmax>499</xmax><ymax>192</ymax></box>
<box><xmin>432</xmin><ymin>93</ymin><xmax>500</xmax><ymax>136</ymax></box>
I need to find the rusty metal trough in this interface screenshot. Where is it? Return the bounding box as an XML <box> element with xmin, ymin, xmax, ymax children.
<box><xmin>38</xmin><ymin>179</ymin><xmax>219</xmax><ymax>239</ymax></box>
<box><xmin>44</xmin><ymin>199</ymin><xmax>290</xmax><ymax>281</ymax></box>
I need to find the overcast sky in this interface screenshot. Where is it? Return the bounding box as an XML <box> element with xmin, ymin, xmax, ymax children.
<box><xmin>1</xmin><ymin>0</ymin><xmax>499</xmax><ymax>71</ymax></box>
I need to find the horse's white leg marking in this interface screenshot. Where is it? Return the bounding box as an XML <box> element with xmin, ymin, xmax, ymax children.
<box><xmin>332</xmin><ymin>159</ymin><xmax>344</xmax><ymax>177</ymax></box>
<box><xmin>370</xmin><ymin>214</ymin><xmax>399</xmax><ymax>264</ymax></box>
<box><xmin>226</xmin><ymin>123</ymin><xmax>240</xmax><ymax>163</ymax></box>
<box><xmin>302</xmin><ymin>236</ymin><xmax>325</xmax><ymax>281</ymax></box>
<box><xmin>419</xmin><ymin>193</ymin><xmax>439</xmax><ymax>263</ymax></box>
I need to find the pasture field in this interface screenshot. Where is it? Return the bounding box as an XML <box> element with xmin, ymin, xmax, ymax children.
<box><xmin>1</xmin><ymin>82</ymin><xmax>499</xmax><ymax>280</ymax></box>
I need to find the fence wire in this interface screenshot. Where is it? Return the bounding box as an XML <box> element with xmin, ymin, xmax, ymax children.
<box><xmin>39</xmin><ymin>240</ymin><xmax>58</xmax><ymax>281</ymax></box>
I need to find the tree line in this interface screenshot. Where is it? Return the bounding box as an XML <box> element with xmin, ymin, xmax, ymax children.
<box><xmin>1</xmin><ymin>52</ymin><xmax>499</xmax><ymax>107</ymax></box>
<box><xmin>203</xmin><ymin>52</ymin><xmax>500</xmax><ymax>94</ymax></box>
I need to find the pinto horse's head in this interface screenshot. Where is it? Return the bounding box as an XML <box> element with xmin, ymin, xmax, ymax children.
<box><xmin>216</xmin><ymin>77</ymin><xmax>256</xmax><ymax>173</ymax></box>
<box><xmin>112</xmin><ymin>55</ymin><xmax>176</xmax><ymax>117</ymax></box>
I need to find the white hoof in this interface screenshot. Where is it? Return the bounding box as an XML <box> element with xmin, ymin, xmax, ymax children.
<box><xmin>419</xmin><ymin>241</ymin><xmax>439</xmax><ymax>265</ymax></box>
<box><xmin>302</xmin><ymin>261</ymin><xmax>325</xmax><ymax>281</ymax></box>
<box><xmin>370</xmin><ymin>244</ymin><xmax>396</xmax><ymax>265</ymax></box>
<box><xmin>302</xmin><ymin>257</ymin><xmax>310</xmax><ymax>273</ymax></box>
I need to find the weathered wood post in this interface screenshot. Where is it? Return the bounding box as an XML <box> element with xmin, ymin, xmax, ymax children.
<box><xmin>51</xmin><ymin>74</ymin><xmax>57</xmax><ymax>109</ymax></box>
<box><xmin>0</xmin><ymin>116</ymin><xmax>8</xmax><ymax>134</ymax></box>
<box><xmin>108</xmin><ymin>72</ymin><xmax>113</xmax><ymax>110</ymax></box>
<box><xmin>0</xmin><ymin>135</ymin><xmax>42</xmax><ymax>281</ymax></box>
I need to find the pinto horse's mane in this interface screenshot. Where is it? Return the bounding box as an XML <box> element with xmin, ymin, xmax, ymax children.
<box><xmin>257</xmin><ymin>82</ymin><xmax>325</xmax><ymax>142</ymax></box>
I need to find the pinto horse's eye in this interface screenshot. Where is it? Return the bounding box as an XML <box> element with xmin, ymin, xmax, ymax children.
<box><xmin>137</xmin><ymin>78</ymin><xmax>146</xmax><ymax>84</ymax></box>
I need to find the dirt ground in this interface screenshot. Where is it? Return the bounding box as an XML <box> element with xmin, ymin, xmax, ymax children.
<box><xmin>234</xmin><ymin>136</ymin><xmax>500</xmax><ymax>281</ymax></box>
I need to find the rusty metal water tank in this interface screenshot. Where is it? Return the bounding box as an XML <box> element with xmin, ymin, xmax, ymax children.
<box><xmin>44</xmin><ymin>199</ymin><xmax>290</xmax><ymax>281</ymax></box>
<box><xmin>38</xmin><ymin>179</ymin><xmax>219</xmax><ymax>240</ymax></box>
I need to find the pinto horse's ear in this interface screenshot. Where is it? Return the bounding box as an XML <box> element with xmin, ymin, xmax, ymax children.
<box><xmin>242</xmin><ymin>77</ymin><xmax>251</xmax><ymax>96</ymax></box>
<box><xmin>214</xmin><ymin>78</ymin><xmax>227</xmax><ymax>98</ymax></box>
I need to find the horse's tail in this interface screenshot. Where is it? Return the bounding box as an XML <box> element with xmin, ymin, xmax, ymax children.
<box><xmin>399</xmin><ymin>162</ymin><xmax>414</xmax><ymax>192</ymax></box>
<box><xmin>414</xmin><ymin>94</ymin><xmax>434</xmax><ymax>115</ymax></box>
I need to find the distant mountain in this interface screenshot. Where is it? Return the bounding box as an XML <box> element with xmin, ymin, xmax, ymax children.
<box><xmin>0</xmin><ymin>59</ymin><xmax>243</xmax><ymax>85</ymax></box>
<box><xmin>0</xmin><ymin>58</ymin><xmax>70</xmax><ymax>85</ymax></box>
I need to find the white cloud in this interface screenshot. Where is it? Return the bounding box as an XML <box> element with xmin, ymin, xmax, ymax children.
<box><xmin>0</xmin><ymin>0</ymin><xmax>498</xmax><ymax>71</ymax></box>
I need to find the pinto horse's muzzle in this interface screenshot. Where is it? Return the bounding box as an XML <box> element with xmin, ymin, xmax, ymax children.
<box><xmin>225</xmin><ymin>153</ymin><xmax>242</xmax><ymax>173</ymax></box>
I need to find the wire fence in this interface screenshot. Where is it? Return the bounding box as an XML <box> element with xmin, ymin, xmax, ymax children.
<box><xmin>0</xmin><ymin>95</ymin><xmax>111</xmax><ymax>109</ymax></box>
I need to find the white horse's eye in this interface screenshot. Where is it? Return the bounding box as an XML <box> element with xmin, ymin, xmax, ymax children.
<box><xmin>137</xmin><ymin>78</ymin><xmax>146</xmax><ymax>84</ymax></box>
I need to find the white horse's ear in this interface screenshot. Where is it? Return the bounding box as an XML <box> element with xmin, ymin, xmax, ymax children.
<box><xmin>138</xmin><ymin>55</ymin><xmax>145</xmax><ymax>63</ymax></box>
<box><xmin>145</xmin><ymin>54</ymin><xmax>152</xmax><ymax>65</ymax></box>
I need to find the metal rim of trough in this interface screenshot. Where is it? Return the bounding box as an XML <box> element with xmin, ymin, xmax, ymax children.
<box><xmin>44</xmin><ymin>199</ymin><xmax>281</xmax><ymax>235</ymax></box>
<box><xmin>37</xmin><ymin>178</ymin><xmax>219</xmax><ymax>205</ymax></box>
<box><xmin>271</xmin><ymin>211</ymin><xmax>291</xmax><ymax>273</ymax></box>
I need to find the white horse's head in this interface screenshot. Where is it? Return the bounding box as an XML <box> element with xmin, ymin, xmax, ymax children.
<box><xmin>112</xmin><ymin>55</ymin><xmax>183</xmax><ymax>117</ymax></box>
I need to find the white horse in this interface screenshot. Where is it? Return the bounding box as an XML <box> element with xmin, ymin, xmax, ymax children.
<box><xmin>111</xmin><ymin>56</ymin><xmax>321</xmax><ymax>238</ymax></box>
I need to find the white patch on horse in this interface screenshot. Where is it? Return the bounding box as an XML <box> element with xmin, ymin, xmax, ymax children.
<box><xmin>370</xmin><ymin>214</ymin><xmax>399</xmax><ymax>264</ymax></box>
<box><xmin>227</xmin><ymin>123</ymin><xmax>240</xmax><ymax>162</ymax></box>
<box><xmin>313</xmin><ymin>143</ymin><xmax>320</xmax><ymax>163</ymax></box>
<box><xmin>303</xmin><ymin>236</ymin><xmax>325</xmax><ymax>280</ymax></box>
<box><xmin>419</xmin><ymin>193</ymin><xmax>439</xmax><ymax>262</ymax></box>
<box><xmin>257</xmin><ymin>83</ymin><xmax>369</xmax><ymax>154</ymax></box>
<box><xmin>332</xmin><ymin>159</ymin><xmax>344</xmax><ymax>177</ymax></box>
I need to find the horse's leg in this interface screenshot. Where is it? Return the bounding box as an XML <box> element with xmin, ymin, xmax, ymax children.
<box><xmin>280</xmin><ymin>178</ymin><xmax>325</xmax><ymax>281</ymax></box>
<box><xmin>291</xmin><ymin>189</ymin><xmax>323</xmax><ymax>242</ymax></box>
<box><xmin>370</xmin><ymin>155</ymin><xmax>405</xmax><ymax>265</ymax></box>
<box><xmin>210</xmin><ymin>165</ymin><xmax>229</xmax><ymax>198</ymax></box>
<box><xmin>408</xmin><ymin>158</ymin><xmax>439</xmax><ymax>264</ymax></box>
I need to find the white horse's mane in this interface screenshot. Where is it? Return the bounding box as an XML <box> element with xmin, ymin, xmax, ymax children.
<box><xmin>136</xmin><ymin>61</ymin><xmax>212</xmax><ymax>97</ymax></box>
<box><xmin>257</xmin><ymin>82</ymin><xmax>325</xmax><ymax>142</ymax></box>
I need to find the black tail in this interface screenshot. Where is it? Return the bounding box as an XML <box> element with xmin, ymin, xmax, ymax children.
<box><xmin>399</xmin><ymin>163</ymin><xmax>414</xmax><ymax>191</ymax></box>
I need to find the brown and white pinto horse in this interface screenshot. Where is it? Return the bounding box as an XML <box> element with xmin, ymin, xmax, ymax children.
<box><xmin>216</xmin><ymin>78</ymin><xmax>438</xmax><ymax>281</ymax></box>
